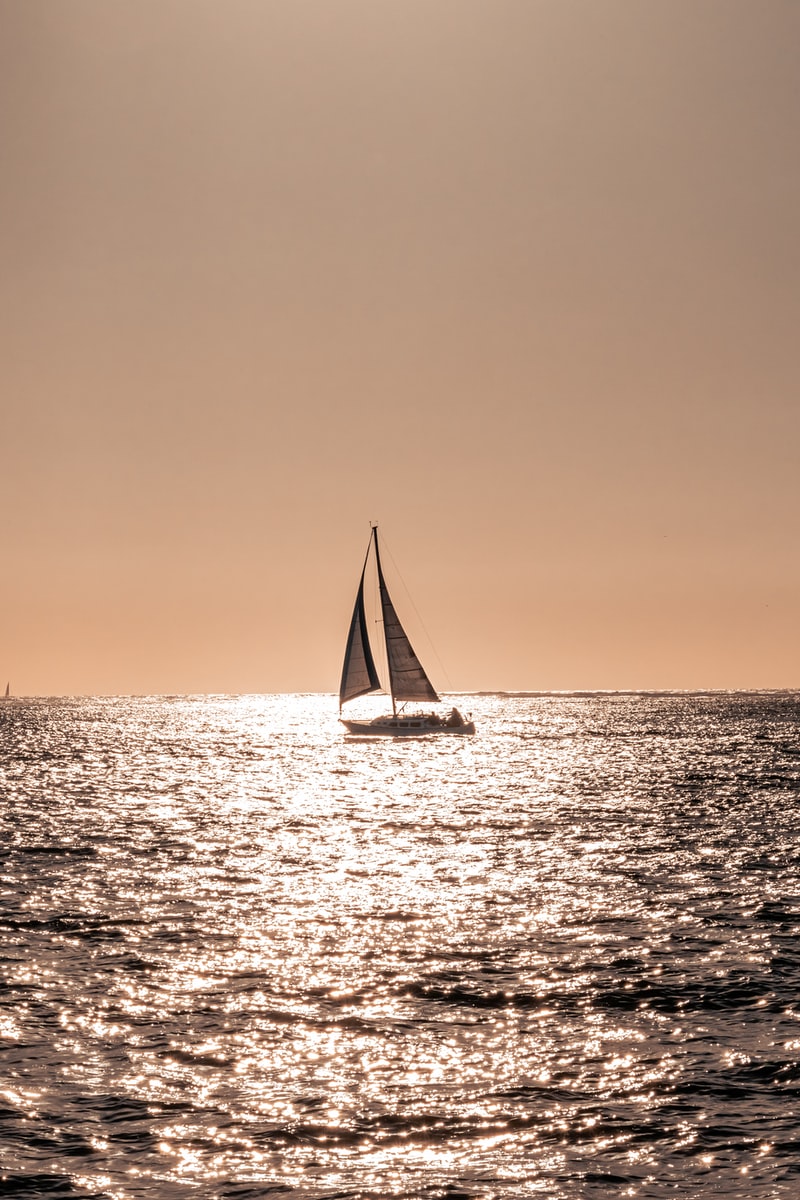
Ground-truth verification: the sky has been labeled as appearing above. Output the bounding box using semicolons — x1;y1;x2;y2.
1;0;798;695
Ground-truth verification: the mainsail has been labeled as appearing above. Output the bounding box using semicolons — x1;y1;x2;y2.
339;551;381;707
373;531;439;704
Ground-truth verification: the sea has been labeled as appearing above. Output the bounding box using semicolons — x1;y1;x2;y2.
1;691;799;1199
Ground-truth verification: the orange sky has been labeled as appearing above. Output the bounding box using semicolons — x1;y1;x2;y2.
2;0;798;695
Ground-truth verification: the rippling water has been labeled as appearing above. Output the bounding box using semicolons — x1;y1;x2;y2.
1;692;799;1198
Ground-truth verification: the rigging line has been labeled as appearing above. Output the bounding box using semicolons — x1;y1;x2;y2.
379;530;454;694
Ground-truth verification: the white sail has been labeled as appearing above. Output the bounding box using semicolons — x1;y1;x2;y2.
339;557;381;706
373;532;440;704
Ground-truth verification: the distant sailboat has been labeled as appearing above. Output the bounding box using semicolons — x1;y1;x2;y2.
339;526;475;735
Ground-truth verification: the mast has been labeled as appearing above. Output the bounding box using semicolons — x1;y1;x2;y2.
371;525;395;715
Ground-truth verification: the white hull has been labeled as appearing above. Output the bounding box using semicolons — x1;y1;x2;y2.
341;712;475;736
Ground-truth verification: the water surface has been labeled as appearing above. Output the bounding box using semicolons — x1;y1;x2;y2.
1;692;799;1197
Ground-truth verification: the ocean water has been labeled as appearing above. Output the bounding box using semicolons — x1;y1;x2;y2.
1;692;799;1199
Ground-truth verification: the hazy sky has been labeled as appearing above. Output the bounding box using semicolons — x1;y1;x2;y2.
2;0;798;695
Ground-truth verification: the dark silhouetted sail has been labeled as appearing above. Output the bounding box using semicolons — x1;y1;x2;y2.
339;559;381;707
373;531;440;704
338;527;475;735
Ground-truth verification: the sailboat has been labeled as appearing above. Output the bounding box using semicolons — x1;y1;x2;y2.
339;526;475;735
